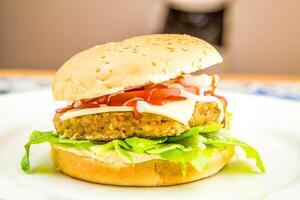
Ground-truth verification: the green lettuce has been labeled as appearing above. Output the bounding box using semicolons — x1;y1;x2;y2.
21;124;265;175
202;132;266;173
90;140;135;163
21;131;99;173
125;137;167;153
92;136;201;175
167;123;222;142
160;148;200;175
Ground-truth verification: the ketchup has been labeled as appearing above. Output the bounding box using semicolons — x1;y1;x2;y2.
56;75;227;122
211;75;216;95
55;83;187;117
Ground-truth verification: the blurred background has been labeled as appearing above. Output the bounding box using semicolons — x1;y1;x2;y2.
0;0;300;100
1;0;300;74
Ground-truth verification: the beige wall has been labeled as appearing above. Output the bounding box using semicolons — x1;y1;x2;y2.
224;0;300;74
0;0;167;69
1;0;300;74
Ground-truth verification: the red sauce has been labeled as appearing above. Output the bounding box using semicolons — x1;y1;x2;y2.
124;100;142;118
211;75;216;95
55;83;187;117
55;105;73;114
56;75;227;122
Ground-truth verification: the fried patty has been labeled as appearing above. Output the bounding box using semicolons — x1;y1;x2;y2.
54;101;222;141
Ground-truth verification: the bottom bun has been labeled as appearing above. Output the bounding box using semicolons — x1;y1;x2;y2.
51;145;234;186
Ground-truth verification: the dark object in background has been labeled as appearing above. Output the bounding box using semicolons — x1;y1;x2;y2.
163;7;224;46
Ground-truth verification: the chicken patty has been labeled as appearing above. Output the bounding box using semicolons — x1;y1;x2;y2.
54;101;222;141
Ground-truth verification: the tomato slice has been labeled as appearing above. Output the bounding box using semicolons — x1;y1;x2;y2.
126;86;145;91
108;90;145;106
80;98;97;105
143;83;166;90
96;95;108;104
171;76;183;83
148;88;180;101
150;96;186;105
55;105;73;114
79;103;99;109
167;96;187;101
56;81;192;116
184;86;199;95
148;99;165;105
144;84;167;101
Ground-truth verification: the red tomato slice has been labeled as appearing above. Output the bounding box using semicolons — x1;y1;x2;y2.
59;82;192;117
184;86;199;95
79;103;99;109
150;96;186;105
96;95;109;104
144;84;167;101
171;76;183;83
108;90;145;106
149;88;180;101
167;96;187;101
80;98;97;105
126;86;145;91
148;99;165;105
55;106;73;114
143;83;167;90
80;96;108;107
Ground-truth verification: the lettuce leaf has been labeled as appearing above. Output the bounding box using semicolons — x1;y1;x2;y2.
21;125;265;175
146;144;192;154
159;148;200;175
122;136;201;174
203;132;266;173
112;140;134;163
125;137;167;153
21;131;99;173
167;123;222;143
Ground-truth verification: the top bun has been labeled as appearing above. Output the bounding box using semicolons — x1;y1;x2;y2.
52;34;223;101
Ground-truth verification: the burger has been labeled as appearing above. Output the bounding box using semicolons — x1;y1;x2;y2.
21;34;265;186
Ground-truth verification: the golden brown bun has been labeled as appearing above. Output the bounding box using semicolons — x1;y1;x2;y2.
52;34;223;101
51;145;234;186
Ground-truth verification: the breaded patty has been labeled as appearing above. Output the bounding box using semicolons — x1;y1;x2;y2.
54;102;221;141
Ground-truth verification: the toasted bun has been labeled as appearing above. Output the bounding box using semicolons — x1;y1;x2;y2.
52;34;223;101
51;145;234;186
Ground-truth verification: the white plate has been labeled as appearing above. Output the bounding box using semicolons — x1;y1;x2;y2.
0;89;300;200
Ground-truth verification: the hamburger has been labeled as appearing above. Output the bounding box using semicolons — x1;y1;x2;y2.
21;34;265;186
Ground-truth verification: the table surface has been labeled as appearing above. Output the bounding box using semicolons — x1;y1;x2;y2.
0;69;300;101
